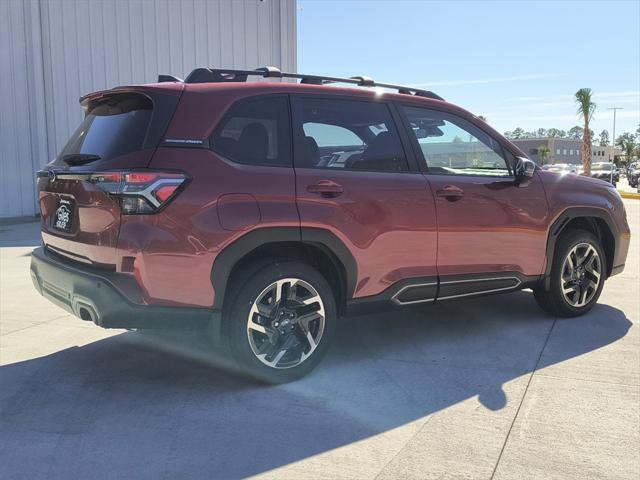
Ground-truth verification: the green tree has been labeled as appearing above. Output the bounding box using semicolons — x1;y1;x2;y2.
567;126;583;140
537;145;551;165
598;129;610;146
616;132;637;163
575;88;596;175
512;127;525;139
537;128;547;138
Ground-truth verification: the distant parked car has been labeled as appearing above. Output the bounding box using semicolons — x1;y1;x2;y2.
625;162;637;177
543;163;578;174
590;162;618;186
628;164;640;188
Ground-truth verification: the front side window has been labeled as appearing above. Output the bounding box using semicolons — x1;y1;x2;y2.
402;106;511;177
294;97;408;172
211;96;291;166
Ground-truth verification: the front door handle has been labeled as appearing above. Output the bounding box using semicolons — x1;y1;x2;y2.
436;184;464;200
307;180;344;198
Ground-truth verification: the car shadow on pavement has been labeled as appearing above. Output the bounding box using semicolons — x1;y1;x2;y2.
0;291;631;479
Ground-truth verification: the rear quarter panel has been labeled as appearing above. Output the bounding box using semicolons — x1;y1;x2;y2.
117;148;298;307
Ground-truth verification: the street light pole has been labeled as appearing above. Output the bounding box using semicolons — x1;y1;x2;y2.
608;107;623;184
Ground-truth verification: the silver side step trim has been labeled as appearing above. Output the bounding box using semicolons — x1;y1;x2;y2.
437;276;522;301
391;276;522;305
391;282;437;306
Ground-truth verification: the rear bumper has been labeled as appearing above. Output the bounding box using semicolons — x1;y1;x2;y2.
30;247;216;329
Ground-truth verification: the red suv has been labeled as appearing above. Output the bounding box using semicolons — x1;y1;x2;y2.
31;67;630;382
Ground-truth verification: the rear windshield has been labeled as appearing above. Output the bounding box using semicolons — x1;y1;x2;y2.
58;93;153;162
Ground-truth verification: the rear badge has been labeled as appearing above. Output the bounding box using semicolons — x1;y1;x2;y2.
54;198;74;232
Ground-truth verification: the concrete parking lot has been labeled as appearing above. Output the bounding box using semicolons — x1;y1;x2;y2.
1;201;638;480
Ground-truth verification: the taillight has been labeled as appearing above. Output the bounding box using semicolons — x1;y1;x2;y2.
88;171;187;214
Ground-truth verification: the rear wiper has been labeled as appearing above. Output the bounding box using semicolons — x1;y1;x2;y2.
62;153;101;166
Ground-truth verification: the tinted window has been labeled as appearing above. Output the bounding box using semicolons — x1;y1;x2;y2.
212;96;291;166
59;93;153;161
403;106;511;177
294;98;408;172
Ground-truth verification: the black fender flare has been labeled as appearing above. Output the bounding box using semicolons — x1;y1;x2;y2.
543;206;618;288
210;227;357;309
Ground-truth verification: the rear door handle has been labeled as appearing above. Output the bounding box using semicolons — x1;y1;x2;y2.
306;180;344;198
436;185;464;200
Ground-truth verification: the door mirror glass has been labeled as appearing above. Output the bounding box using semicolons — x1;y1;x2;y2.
514;157;536;180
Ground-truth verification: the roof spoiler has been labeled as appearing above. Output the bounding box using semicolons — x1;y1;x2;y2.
158;74;184;83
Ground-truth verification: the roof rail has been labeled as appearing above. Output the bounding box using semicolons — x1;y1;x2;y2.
173;66;444;100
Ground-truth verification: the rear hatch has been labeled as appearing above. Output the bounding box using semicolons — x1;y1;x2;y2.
38;87;182;267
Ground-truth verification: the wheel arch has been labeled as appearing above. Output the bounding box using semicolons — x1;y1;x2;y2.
210;227;357;314
544;207;618;288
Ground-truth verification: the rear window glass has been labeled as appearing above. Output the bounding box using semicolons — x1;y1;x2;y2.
211;96;291;167
293;97;408;172
59;93;153;162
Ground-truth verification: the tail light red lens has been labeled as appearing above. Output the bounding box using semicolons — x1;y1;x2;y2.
88;171;187;214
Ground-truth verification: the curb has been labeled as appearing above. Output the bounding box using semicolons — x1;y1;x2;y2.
619;191;640;199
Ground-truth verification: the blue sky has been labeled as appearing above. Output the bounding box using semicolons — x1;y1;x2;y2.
297;0;640;138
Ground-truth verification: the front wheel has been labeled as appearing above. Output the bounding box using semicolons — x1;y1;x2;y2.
534;229;606;317
223;261;336;383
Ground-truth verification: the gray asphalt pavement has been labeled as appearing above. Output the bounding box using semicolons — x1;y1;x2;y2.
1;201;638;480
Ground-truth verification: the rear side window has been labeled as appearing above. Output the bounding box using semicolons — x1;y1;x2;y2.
293;97;408;172
211;96;291;167
59;93;153;162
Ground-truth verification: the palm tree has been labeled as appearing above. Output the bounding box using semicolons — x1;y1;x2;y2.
537;145;551;165
575;88;596;175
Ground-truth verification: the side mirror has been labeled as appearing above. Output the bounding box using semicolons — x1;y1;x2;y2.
514;157;536;182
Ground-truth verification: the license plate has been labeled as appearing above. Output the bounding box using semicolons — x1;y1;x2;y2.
53;198;74;232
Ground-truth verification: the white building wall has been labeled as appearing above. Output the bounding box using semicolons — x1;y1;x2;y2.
0;0;297;218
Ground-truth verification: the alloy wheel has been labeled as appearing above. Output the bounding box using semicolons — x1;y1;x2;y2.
560;242;602;308
246;278;325;369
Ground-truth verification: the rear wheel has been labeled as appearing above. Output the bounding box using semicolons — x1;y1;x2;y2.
223;261;336;383
534;229;606;317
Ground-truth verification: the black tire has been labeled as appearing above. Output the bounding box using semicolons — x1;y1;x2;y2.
222;260;336;383
534;229;606;317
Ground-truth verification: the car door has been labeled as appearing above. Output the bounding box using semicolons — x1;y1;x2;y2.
292;95;438;304
400;105;549;299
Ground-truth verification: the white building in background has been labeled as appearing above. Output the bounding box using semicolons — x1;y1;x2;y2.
0;0;297;219
511;138;623;166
